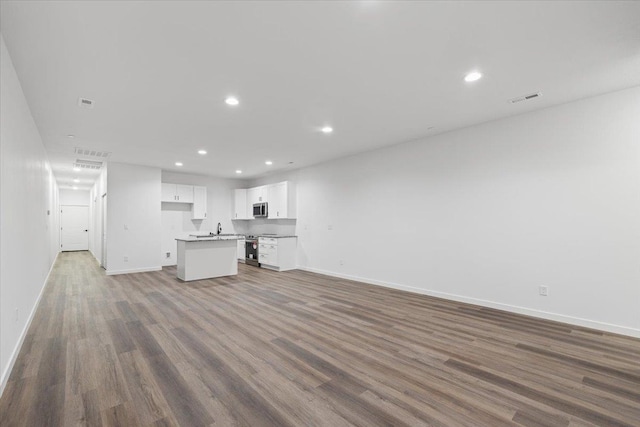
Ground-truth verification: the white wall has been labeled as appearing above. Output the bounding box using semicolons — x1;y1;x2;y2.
0;35;60;392
252;87;640;337
59;189;89;206
106;162;161;274
160;171;243;266
88;168;107;264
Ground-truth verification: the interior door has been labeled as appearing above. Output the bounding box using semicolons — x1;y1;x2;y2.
61;205;89;251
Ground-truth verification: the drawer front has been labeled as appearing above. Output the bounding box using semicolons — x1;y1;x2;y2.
259;246;278;265
259;237;277;245
260;244;277;256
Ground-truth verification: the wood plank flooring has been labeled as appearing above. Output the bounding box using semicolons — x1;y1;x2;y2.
1;251;639;426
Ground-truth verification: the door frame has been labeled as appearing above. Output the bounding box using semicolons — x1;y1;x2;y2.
101;193;107;269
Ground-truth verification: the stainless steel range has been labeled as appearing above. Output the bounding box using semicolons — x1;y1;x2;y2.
245;236;259;267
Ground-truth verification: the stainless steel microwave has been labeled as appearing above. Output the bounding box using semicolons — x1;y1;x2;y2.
253;202;268;218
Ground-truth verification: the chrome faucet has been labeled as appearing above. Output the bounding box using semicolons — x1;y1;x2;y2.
217;222;222;235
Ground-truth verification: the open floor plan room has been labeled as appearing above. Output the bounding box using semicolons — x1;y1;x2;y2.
1;252;638;426
2;1;640;426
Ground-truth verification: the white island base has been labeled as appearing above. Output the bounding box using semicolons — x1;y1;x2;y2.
176;238;238;281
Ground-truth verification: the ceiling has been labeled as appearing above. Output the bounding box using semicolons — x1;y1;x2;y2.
1;1;639;190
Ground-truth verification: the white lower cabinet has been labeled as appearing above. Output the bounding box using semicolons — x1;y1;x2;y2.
258;237;296;271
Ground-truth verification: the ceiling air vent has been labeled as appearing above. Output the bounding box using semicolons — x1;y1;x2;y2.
74;147;111;158
509;92;542;104
78;97;95;109
73;159;103;170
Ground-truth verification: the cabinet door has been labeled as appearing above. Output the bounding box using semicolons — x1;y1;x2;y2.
237;239;245;260
268;182;288;218
247;186;266;205
176;184;194;203
192;186;207;219
161;183;177;202
233;189;248;219
247;187;258;207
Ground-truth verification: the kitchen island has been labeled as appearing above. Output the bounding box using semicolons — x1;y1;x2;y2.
175;236;241;281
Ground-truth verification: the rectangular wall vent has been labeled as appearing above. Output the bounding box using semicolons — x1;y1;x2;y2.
78;97;95;109
509;92;542;104
73;159;103;170
74;147;111;158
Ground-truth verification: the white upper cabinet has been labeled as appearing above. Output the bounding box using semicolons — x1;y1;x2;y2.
247;185;266;206
234;181;296;220
176;184;194;203
232;189;249;220
192;186;207;219
161;183;178;202
162;183;194;203
268;181;293;218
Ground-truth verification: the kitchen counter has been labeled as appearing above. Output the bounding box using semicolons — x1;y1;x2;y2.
175;237;238;281
177;235;242;242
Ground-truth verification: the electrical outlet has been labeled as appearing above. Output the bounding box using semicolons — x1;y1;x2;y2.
124;256;129;262
166;252;171;258
328;224;333;230
539;286;548;296
124;224;129;230
339;260;344;266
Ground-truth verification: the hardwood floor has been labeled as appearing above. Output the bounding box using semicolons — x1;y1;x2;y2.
1;251;639;426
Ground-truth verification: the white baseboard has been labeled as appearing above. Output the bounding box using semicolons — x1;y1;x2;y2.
0;252;60;398
298;265;640;339
106;266;162;275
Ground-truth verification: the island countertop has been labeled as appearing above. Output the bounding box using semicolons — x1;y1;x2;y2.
176;237;238;281
176;236;242;242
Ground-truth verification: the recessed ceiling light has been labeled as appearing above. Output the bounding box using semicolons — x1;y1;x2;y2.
67;134;75;138
72;186;78;190
198;149;207;155
73;178;80;183
175;162;183;167
225;96;239;106
464;71;483;82
321;126;333;134
265;160;273;165
73;167;81;172
235;170;242;174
